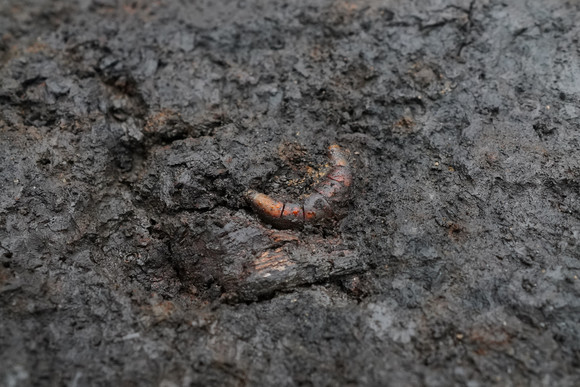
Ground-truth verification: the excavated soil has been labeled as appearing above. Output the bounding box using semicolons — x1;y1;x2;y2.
1;0;579;386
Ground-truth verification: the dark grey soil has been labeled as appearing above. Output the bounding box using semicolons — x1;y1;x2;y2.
1;0;580;386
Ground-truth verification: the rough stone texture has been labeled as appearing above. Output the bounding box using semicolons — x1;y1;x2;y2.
1;0;580;386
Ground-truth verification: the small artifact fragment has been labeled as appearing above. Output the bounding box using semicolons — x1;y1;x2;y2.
245;144;352;229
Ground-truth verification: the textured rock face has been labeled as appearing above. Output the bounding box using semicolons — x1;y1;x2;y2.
1;0;580;386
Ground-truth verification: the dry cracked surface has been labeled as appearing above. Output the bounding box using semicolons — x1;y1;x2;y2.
1;0;580;386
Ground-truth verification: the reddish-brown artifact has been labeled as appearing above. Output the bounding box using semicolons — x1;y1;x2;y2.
245;144;352;229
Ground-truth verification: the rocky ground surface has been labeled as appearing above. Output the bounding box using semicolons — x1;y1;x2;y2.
1;0;580;386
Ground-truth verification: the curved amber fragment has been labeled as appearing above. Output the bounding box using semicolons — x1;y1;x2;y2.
326;165;352;187
303;193;333;222
281;202;304;223
313;178;343;199
245;144;352;229
245;190;284;219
